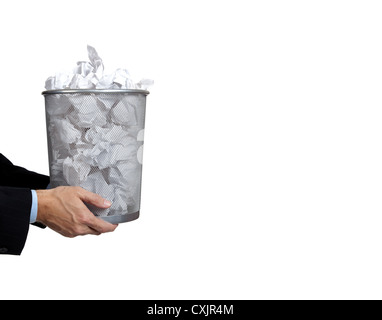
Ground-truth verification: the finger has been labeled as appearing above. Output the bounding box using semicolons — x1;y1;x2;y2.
76;187;112;209
82;212;118;234
83;225;102;236
74;224;102;236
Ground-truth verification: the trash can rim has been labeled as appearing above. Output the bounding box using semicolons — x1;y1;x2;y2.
42;89;150;95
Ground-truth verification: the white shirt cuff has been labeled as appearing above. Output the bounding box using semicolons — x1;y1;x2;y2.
30;190;38;223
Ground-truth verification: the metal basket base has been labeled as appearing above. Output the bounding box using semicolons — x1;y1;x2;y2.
99;211;140;224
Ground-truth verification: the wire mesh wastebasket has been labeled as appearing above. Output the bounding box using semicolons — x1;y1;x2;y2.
42;89;149;224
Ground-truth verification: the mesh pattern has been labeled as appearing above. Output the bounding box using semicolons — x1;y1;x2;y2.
44;92;146;218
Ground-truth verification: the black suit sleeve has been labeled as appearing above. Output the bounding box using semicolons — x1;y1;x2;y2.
0;187;32;255
0;153;50;189
0;154;50;255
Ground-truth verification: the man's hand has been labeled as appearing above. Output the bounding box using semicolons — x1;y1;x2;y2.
36;186;118;237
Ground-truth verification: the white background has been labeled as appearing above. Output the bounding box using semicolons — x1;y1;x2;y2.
1;0;382;300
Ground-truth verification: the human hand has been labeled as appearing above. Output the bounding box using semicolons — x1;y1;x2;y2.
36;186;118;237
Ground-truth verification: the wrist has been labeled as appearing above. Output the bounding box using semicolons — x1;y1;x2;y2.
36;189;52;224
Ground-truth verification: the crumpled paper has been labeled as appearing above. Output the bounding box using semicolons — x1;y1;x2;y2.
45;45;154;91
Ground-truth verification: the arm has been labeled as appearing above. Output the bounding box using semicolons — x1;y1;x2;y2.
0;186;117;255
0;154;117;255
0;154;49;255
0;153;48;230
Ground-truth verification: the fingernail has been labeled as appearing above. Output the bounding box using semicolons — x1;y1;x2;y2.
104;200;112;207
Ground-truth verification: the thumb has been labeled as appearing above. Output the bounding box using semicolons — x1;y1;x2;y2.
77;187;112;209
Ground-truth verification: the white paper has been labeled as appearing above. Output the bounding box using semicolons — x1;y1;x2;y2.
110;100;137;126
63;156;91;186
45;45;153;90
52;119;80;144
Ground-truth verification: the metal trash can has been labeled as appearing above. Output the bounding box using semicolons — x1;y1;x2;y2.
42;89;149;224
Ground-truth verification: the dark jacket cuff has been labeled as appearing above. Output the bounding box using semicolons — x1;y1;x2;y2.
0;187;32;255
